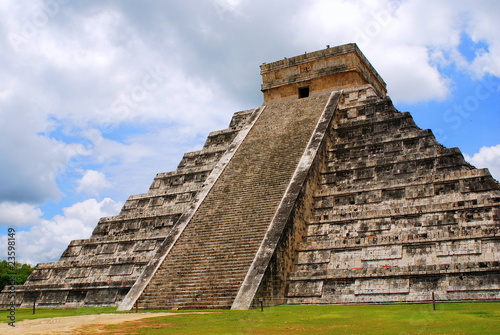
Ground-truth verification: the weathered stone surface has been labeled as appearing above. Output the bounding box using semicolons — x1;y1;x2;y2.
260;43;386;103
2;43;498;309
285;85;500;305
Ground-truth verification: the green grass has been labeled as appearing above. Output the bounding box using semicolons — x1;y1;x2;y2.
2;303;499;334
129;303;500;335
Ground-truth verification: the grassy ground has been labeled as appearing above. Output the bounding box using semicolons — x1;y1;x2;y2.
2;303;499;334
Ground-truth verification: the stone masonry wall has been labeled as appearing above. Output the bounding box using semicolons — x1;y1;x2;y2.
286;86;500;304
2;44;498;310
260;44;386;103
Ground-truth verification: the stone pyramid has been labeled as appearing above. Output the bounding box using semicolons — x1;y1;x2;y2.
2;44;499;310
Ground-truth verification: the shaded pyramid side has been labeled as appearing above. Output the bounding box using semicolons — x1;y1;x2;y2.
0;109;256;308
286;86;500;304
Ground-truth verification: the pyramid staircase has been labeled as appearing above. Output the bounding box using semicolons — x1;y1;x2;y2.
120;91;341;309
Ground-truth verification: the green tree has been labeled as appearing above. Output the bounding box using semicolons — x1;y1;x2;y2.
0;260;34;291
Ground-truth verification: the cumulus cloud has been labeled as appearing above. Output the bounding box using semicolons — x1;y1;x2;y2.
0;121;86;204
0;198;122;265
464;144;500;181
0;0;239;205
292;0;500;103
368;45;450;103
76;170;110;197
291;0;454;103
462;1;500;78
0;202;42;227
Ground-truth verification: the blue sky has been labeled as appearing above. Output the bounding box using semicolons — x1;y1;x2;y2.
0;0;499;264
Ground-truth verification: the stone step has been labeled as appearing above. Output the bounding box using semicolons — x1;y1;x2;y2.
328;129;433;151
324;148;468;173
155;266;251;276
177;158;223;169
298;228;499;251
316;168;494;196
311;201;499;224
139;301;233;310
313;192;499;212
141;289;239;298
288;261;500;281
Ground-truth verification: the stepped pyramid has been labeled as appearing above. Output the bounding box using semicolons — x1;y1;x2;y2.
3;43;499;309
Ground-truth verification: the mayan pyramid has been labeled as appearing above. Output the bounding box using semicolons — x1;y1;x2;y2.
2;43;499;310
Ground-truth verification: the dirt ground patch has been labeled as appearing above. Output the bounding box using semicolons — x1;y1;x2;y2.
2;312;213;335
72;318;178;335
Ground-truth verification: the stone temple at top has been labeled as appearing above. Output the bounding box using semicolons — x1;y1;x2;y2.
2;43;499;310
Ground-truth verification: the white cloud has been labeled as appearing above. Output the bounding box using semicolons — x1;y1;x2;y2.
290;0;452;103
290;0;500;103
0;0;237;208
0;198;122;265
464;144;500;181
0;202;42;227
0;122;85;204
388;0;461;49
462;1;500;78
76;170;110;197
369;45;450;103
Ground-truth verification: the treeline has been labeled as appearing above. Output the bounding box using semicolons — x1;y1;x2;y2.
0;260;34;290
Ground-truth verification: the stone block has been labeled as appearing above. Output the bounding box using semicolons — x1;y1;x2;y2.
288;281;324;297
355;278;410;295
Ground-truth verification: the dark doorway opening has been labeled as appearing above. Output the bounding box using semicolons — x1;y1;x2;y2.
298;86;310;98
